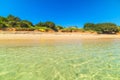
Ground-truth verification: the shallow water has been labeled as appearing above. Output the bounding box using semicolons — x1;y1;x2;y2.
0;39;120;80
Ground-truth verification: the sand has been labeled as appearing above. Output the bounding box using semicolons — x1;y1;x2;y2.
0;32;120;40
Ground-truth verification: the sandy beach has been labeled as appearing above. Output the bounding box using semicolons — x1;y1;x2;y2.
0;31;120;40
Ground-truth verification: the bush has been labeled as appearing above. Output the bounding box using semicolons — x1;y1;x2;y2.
16;28;35;31
84;23;119;34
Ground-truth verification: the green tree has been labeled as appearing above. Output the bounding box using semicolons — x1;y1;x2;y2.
7;15;21;22
0;16;8;23
95;23;118;34
5;15;21;28
0;22;7;29
21;20;33;27
7;21;17;28
45;21;58;32
84;23;95;30
36;22;46;27
45;21;55;28
18;22;29;28
84;23;119;34
56;25;64;30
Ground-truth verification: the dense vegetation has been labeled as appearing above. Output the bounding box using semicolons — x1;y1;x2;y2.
0;15;58;32
0;15;120;34
84;23;119;34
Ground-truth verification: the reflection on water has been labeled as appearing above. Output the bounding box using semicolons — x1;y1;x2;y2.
0;39;120;80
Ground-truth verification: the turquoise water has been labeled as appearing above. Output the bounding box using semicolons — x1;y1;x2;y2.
0;39;120;80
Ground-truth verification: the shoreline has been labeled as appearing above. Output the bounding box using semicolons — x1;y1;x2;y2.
0;32;120;40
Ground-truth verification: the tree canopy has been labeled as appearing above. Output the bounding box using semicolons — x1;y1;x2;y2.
84;23;119;34
0;14;120;34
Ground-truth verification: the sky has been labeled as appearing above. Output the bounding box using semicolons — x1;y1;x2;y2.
0;0;120;27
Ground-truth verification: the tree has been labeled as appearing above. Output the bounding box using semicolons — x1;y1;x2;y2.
84;23;119;34
7;21;17;28
18;22;29;28
45;21;58;32
36;22;46;27
0;22;7;29
45;21;55;28
0;16;8;23
5;15;21;28
95;23;118;34
56;25;64;30
21;20;33;27
84;23;95;30
7;15;21;22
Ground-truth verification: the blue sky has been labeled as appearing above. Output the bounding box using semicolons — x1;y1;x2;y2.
0;0;120;27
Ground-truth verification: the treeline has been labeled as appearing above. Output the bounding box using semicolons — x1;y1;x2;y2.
0;15;120;34
84;23;119;34
0;15;76;32
0;15;59;32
